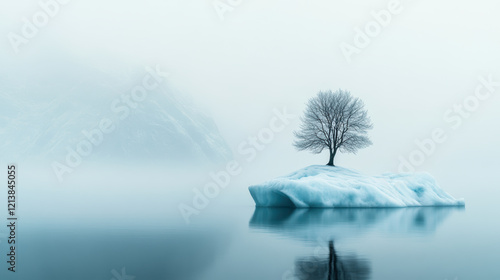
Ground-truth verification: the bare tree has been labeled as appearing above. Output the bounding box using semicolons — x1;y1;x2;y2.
294;90;373;166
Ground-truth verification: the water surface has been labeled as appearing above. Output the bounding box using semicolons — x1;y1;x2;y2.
3;200;499;280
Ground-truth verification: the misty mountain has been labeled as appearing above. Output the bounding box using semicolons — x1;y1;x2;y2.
0;62;232;164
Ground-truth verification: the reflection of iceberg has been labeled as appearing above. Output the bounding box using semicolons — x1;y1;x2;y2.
249;207;463;242
250;207;463;280
249;166;465;207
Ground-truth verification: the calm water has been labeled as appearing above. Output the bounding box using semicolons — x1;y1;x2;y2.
1;198;499;280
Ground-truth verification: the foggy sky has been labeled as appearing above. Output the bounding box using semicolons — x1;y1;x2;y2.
1;0;499;201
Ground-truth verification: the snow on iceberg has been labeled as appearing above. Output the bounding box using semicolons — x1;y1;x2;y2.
248;165;465;208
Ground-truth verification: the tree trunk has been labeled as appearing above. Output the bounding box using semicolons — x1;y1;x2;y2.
327;149;336;166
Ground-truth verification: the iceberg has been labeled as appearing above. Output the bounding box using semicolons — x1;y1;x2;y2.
248;165;465;208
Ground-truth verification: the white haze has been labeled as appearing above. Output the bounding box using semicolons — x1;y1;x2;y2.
0;0;499;210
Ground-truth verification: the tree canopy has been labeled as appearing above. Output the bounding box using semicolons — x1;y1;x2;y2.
294;90;373;166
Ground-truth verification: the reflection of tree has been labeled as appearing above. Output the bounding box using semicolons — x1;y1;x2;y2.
249;207;461;280
295;241;370;280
